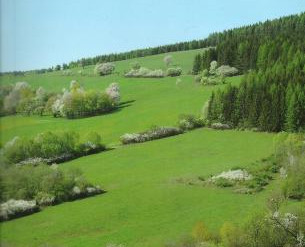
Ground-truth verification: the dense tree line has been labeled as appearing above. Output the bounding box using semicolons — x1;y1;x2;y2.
193;12;305;74
205;13;305;132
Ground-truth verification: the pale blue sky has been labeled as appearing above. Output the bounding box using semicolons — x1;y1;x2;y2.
1;0;304;72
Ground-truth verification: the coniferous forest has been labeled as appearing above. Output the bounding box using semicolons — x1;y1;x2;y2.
194;13;305;132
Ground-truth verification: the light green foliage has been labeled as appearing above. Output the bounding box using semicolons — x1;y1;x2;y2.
1;131;105;165
178;114;205;131
166;67;182;77
94;62;115;76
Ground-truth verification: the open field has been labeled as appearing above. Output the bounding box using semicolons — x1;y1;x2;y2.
1;48;302;247
0;73;241;145
1;128;275;247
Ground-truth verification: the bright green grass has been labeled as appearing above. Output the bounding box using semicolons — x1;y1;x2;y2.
0;128;275;247
0;75;242;145
0;48;207;89
0;50;282;247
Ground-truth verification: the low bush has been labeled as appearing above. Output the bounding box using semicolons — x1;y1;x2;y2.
0;82;55;116
282;159;305;200
203;75;226;85
0;199;39;221
215;65;239;77
0;164;103;221
120;126;183;144
274;133;305;200
94;62;115;76
125;67;165;78
52;81;118;119
210;123;231;130
166;67;182;77
215;178;234;187
178;114;205;131
1;131;105;165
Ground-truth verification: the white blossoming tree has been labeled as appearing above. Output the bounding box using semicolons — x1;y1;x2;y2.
163;55;173;67
94;62;115;76
105;83;120;105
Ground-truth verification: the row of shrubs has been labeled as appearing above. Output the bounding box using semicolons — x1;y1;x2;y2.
1;131;105;165
0;81;120;119
0;164;103;221
120;115;234;145
120;114;207;145
52;82;120;118
124;67;182;78
120;126;183;144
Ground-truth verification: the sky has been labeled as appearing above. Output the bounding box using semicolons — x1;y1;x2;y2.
0;0;304;72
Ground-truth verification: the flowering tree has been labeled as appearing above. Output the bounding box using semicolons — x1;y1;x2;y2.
105;83;120;105
94;63;115;76
209;61;218;75
163;55;173;67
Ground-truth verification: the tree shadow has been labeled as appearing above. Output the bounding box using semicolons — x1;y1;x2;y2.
117;99;136;109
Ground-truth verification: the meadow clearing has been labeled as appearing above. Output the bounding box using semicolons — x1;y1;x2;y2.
0;49;302;247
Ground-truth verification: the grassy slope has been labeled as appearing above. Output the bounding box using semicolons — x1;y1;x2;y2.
1;129;275;247
0;49;282;247
0;75;241;145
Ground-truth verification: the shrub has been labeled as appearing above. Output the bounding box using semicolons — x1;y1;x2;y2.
0;199;39;221
51;81;117;118
130;61;141;70
283;159;305;199
78;132;106;155
274;133;305;199
125;67;165;78
209;61;218;75
216;65;239;77
166;67;182;77
3;82;32;114
220;222;246;247
211;123;231;130
178;114;205;131
94;62;115;76
201;76;225;85
120;126;183;144
0;164;103;220
215;178;235;187
35;192;55;206
1;131;105;165
163;55;173;66
105;83;120;105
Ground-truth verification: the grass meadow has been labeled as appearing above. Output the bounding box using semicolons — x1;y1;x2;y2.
0;49;285;247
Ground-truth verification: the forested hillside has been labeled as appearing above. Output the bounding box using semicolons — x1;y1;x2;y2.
194;13;305;132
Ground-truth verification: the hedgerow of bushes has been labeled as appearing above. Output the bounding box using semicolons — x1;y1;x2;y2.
0;164;103;221
120;126;183;144
124;67;165;78
1;131;105;165
0;81;120;119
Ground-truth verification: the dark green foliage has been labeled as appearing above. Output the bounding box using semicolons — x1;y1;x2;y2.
205;13;305;132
